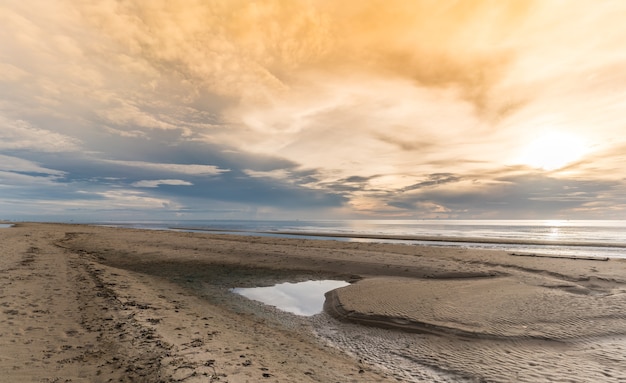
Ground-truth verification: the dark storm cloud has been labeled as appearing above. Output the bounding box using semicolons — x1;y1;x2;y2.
387;173;622;218
400;174;461;192
2;135;346;213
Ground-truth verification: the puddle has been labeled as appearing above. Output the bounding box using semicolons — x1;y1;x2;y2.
0;224;13;228
231;280;349;316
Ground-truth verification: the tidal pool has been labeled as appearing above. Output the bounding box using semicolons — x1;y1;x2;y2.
231;280;349;316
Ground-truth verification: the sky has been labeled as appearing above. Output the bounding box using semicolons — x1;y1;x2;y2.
1;0;626;222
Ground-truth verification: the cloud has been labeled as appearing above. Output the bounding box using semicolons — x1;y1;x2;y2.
243;169;291;181
0;62;28;82
400;174;462;193
0;116;81;152
69;0;525;112
327;1;532;114
2;0;626;220
104;126;148;138
0;170;63;188
74;0;328;100
383;173;623;219
101;160;229;176
97;102;179;131
95;189;178;209
132;179;193;188
0;154;66;177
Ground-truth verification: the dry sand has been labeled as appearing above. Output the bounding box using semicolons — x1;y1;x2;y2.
1;223;625;382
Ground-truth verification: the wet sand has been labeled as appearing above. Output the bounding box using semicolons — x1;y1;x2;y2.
1;223;625;382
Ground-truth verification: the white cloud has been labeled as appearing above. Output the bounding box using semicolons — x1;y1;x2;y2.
0;170;63;187
234;75;491;187
0;154;65;176
96;189;179;210
97;102;178;131
102;160;229;176
132;179;193;188
103;126;148;138
0;189;181;217
243;169;291;180
0;116;81;152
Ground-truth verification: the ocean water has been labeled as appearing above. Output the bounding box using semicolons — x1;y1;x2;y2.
98;219;626;259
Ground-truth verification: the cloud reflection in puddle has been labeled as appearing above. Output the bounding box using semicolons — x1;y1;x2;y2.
232;280;349;316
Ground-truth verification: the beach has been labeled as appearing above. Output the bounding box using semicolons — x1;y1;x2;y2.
1;223;625;382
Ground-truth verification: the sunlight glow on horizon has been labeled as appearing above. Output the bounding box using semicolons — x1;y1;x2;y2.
514;131;591;171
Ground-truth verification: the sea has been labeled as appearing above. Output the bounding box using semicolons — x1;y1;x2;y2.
96;219;626;260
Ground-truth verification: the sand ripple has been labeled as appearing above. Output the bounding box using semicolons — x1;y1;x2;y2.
320;275;626;382
325;276;626;340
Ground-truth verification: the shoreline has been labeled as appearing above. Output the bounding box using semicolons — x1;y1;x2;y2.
1;223;625;382
169;226;626;248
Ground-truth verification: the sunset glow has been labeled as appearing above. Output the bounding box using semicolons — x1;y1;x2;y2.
516;131;590;171
1;1;626;220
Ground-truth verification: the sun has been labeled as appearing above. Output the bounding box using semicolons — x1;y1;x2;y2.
516;131;589;171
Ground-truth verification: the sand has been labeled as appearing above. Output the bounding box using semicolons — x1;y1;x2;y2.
1;223;625;382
